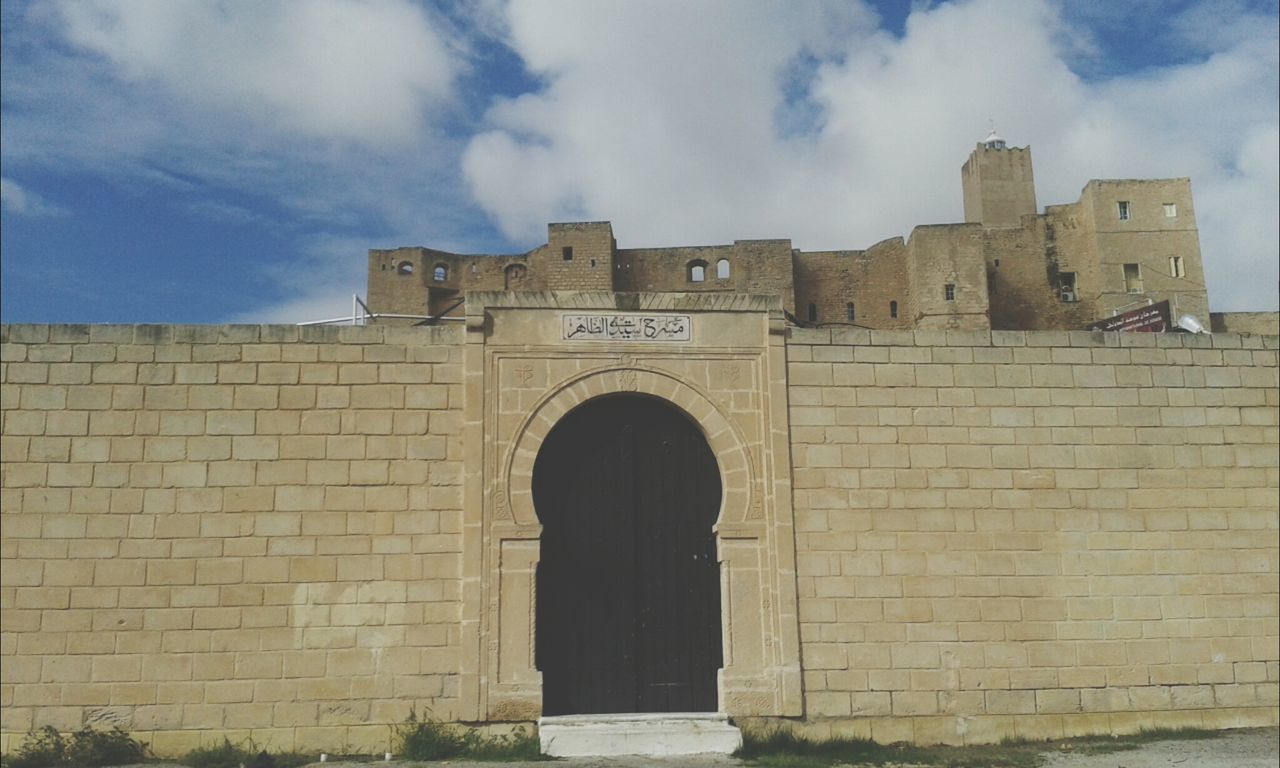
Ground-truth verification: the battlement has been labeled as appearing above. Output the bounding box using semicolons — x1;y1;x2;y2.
366;141;1211;333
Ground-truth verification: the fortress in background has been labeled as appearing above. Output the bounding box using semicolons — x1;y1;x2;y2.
2;134;1276;758
368;133;1276;334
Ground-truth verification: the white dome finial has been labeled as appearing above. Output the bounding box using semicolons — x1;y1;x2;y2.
983;119;1006;149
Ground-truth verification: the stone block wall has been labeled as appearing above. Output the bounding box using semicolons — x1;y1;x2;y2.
1079;179;1208;322
0;324;465;755
611;245;737;293
793;238;911;331
906;227;990;330
984;214;1097;332
962;144;1037;228
537;222;615;291
367;247;434;319
1212;313;1280;336
787;328;1279;743
367;248;532;321
2;319;1277;753
613;240;797;316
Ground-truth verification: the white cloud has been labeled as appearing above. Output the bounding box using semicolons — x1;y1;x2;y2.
463;0;1279;310
53;0;458;148
3;0;482;239
464;0;878;244
2;0;501;324
3;0;1274;323
225;235;369;324
0;177;68;217
228;287;364;325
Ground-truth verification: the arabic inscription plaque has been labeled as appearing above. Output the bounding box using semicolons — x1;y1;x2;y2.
562;314;692;342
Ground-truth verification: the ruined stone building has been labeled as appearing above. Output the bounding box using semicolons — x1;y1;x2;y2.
368;133;1218;334
1;138;1276;758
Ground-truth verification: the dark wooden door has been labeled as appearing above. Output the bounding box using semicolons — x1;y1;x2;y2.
534;395;723;715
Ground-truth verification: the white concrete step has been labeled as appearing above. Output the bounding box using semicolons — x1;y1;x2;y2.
538;712;743;757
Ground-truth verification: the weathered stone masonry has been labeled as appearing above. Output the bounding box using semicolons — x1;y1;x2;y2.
366;138;1239;335
1;324;467;755
785;327;1278;744
1;319;1277;754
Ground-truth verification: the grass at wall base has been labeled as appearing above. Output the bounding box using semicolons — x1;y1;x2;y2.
1;715;543;766
2;726;148;768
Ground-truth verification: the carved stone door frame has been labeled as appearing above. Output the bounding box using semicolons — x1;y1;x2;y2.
457;292;802;722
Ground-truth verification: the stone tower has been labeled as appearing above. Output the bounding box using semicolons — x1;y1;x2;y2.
961;130;1037;227
536;221;616;291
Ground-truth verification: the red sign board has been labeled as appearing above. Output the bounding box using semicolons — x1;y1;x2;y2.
1087;300;1171;333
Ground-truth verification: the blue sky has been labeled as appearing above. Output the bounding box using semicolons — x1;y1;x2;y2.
2;0;1277;324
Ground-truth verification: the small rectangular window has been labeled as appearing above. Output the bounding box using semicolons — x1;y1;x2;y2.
1169;256;1185;278
562;246;573;261
1059;272;1076;302
1123;263;1143;293
1163;203;1177;218
889;300;898;319
944;283;955;301
1117;201;1130;220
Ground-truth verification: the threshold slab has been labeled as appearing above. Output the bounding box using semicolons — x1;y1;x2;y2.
538;712;743;757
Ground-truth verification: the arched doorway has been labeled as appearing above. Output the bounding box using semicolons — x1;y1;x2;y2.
533;394;723;716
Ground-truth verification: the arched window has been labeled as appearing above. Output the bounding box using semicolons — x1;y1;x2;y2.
808;302;817;323
397;261;414;275
889;300;898;319
433;264;448;281
716;259;730;279
846;302;855;322
688;260;707;283
504;263;528;289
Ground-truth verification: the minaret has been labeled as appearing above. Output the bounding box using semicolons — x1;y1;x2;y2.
961;127;1037;227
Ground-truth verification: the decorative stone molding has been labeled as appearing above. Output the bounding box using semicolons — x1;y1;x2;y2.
459;293;802;721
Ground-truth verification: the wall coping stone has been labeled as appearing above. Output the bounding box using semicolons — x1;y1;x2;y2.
1;322;1274;350
0;323;462;346
784;327;1277;349
465;291;784;313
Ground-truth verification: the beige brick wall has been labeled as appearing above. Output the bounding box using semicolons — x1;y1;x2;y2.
539;221;615;291
962;143;1037;228
984;209;1100;332
906;226;990;331
1080;179;1208;323
367;248;534;321
3;320;1277;752
793;238;912;331
1213;313;1280;336
0;324;465;753
365;181;1209;336
788;327;1279;743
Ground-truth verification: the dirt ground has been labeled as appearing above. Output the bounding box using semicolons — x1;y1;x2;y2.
132;726;1279;768
1037;726;1278;768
